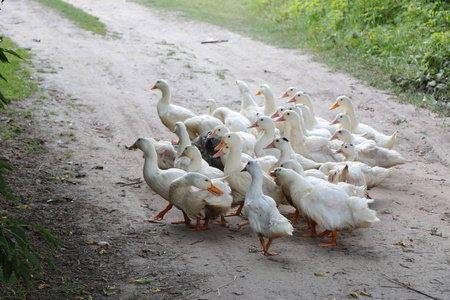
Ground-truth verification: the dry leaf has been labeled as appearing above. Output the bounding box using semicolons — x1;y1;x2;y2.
360;290;373;297
87;241;98;245
348;291;359;298
314;273;328;277
128;279;156;284
37;284;50;289
98;249;105;255
152;288;161;293
393;241;406;247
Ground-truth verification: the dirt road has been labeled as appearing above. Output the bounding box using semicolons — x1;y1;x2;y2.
1;0;449;299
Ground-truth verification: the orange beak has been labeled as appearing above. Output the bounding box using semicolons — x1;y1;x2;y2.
279;91;289;99
207;131;217;139
255;91;261;96
212;148;226;158
329;117;339;125
128;142;138;150
334;148;344;154
150;84;157;90
286;96;296;103
214;139;227;151
248;121;258;129
274;116;285;122
208;183;223;196
178;152;186;158
264;141;275;149
270;111;279;118
329;134;338;141
329;101;340;110
240;166;247;172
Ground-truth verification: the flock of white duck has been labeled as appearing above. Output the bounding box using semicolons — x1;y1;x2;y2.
129;79;411;256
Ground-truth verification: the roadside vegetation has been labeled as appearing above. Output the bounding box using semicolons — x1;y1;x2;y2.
31;0;108;35
0;38;61;296
134;0;449;115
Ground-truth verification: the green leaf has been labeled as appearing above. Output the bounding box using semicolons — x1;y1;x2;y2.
0;73;7;82
128;279;156;284
0;49;9;63
3;49;23;60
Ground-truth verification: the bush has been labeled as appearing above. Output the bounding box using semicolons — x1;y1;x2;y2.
256;0;450;103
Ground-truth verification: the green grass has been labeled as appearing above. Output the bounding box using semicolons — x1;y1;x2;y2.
32;0;108;35
133;0;449;114
0;38;37;102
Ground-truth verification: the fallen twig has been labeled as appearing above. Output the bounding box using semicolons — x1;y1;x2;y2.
214;275;237;298
383;276;442;300
201;39;228;44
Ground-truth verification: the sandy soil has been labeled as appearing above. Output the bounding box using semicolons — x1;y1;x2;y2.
1;0;449;299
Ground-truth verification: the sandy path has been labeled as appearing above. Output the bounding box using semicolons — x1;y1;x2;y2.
1;0;449;298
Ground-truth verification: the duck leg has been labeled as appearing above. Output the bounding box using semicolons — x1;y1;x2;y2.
201;218;210;230
317;230;338;247
296;216;312;230
317;230;333;237
224;203;244;217
259;237;278;256
184;217;202;231
212;216;227;225
237;221;249;227
290;210;299;225
299;219;317;237
172;211;191;225
144;204;173;222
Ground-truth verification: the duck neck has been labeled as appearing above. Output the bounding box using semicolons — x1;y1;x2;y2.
287;117;305;143
242;92;258;109
224;144;244;175
247;170;264;199
177;129;191;157
343;150;356;162
142;146;159;180
262;91;276;116
255;126;275;156
158;85;171;106
343;103;359;130
186;153;202;173
276;144;291;166
292;172;312;195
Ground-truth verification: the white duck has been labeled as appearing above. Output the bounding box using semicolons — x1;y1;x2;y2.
264;137;321;170
242;160;294;255
183;114;223;140
336;143;411;168
129;138;189;223
275;110;342;163
270;106;290;137
272;167;379;246
255;84;277;117
248;116;280;158
137;138;176;170
214;132;287;216
180;145;224;179
236;80;260;124
329;96;397;149
329;113;374;145
287;91;338;134
212;105;254;133
320;161;392;190
169;172;232;230
151;79;196;132
208;124;256;157
288;105;331;138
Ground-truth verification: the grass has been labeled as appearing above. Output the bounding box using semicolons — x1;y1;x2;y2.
31;0;108;35
133;0;449;115
0;39;37;102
